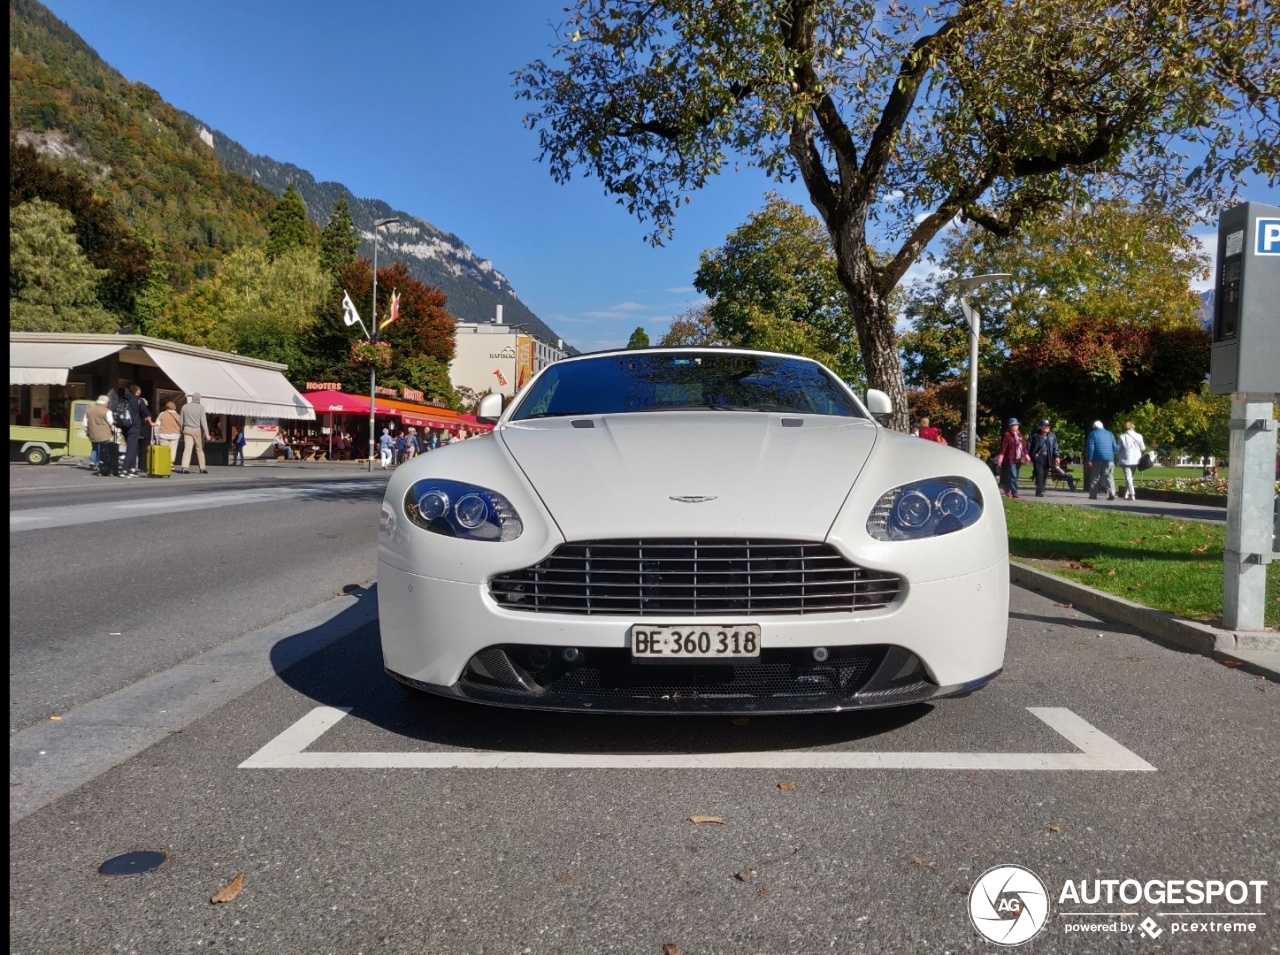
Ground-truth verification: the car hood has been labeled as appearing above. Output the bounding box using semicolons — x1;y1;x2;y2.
499;412;879;541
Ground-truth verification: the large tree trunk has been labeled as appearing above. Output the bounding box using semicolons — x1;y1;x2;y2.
830;229;910;431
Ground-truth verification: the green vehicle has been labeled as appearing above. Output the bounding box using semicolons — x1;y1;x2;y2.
10;398;94;465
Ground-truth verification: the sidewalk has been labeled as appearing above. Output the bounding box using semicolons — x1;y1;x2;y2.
10;456;390;492
1014;482;1225;523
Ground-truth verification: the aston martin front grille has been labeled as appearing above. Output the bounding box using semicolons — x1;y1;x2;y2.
489;539;902;615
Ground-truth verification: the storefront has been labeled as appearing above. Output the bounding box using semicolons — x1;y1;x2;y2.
296;385;493;461
10;333;315;463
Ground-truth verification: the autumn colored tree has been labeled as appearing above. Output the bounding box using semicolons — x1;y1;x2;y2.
659;303;729;347
516;0;1276;429
900;200;1208;386
307;258;456;400
266;183;315;261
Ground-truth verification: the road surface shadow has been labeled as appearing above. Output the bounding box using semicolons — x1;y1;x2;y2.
270;591;933;755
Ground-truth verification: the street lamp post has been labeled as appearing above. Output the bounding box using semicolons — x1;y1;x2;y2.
368;216;400;472
955;273;1012;458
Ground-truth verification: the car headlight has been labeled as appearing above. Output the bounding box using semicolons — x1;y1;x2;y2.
866;477;983;541
404;479;523;541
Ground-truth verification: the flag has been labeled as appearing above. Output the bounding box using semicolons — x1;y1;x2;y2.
493;367;508;387
341;290;362;328
379;290;401;332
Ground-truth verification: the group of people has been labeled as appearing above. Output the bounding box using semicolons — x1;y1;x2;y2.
376;426;461;469
82;387;215;477
990;418;1146;500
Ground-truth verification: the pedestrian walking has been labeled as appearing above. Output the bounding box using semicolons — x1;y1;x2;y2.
1085;420;1118;500
916;416;946;444
156;401;181;461
1117;421;1146;500
1027;419;1061;497
995;418;1029;498
117;384;150;477
379;428;394;469
84;395;120;477
955;424;970;453
179;393;212;473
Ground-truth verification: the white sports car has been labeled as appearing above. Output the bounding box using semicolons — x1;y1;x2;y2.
378;348;1008;714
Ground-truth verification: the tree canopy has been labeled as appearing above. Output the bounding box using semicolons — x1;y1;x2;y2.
319;195;360;279
517;0;1277;428
626;326;650;348
9;197;117;333
695;194;863;383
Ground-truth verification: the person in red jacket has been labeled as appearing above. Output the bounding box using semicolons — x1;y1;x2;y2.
996;418;1028;498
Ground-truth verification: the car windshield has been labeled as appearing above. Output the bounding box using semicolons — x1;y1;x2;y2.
510;352;864;420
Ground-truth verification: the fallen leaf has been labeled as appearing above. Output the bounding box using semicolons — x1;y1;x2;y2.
662;944;683;955
758;886;772;896
910;856;938;871
1107;569;1117;576
688;815;726;825
735;865;757;882
962;846;976;853
554;873;572;884
48;715;62;721
1046;821;1070;833
210;873;244;904
730;717;750;726
1219;659;1242;668
777;782;797;791
1053;602;1073;609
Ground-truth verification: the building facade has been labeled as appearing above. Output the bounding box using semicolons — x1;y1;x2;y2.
449;322;567;398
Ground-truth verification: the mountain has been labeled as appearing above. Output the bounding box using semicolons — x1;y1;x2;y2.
181;114;572;350
1199;289;1214;331
9;0;571;350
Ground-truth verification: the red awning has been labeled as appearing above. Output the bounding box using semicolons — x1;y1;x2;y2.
300;391;397;416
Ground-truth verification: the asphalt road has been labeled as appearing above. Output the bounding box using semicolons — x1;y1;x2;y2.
8;464;1278;954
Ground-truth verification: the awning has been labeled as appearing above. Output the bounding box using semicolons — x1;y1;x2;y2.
299;391;398;416
144;347;315;420
9;341;128;385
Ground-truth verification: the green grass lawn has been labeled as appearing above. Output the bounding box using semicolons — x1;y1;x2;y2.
1003;500;1278;628
1134;465;1226;484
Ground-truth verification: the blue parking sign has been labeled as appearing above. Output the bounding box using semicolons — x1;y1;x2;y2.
1257;217;1280;255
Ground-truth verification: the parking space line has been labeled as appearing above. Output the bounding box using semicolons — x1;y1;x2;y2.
238;706;1156;771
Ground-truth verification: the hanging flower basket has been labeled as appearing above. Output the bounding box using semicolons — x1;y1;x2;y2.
350;339;392;371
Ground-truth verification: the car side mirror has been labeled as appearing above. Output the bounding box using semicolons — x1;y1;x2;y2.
477;393;504;423
865;389;893;418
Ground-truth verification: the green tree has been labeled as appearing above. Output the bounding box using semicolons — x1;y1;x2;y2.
659;302;726;347
516;0;1276;429
149;246;329;367
9;197;116;332
626;326;650;349
9;139;152;320
900;200;1208;386
1127;386;1232;463
319;195;360;279
695;195;862;383
265;183;314;261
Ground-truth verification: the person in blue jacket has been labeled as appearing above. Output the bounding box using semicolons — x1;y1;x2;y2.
1085;420;1117;500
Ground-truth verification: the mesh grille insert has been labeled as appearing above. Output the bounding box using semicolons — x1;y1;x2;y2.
489;539;902;616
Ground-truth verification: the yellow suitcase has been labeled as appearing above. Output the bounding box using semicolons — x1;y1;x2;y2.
146;443;172;477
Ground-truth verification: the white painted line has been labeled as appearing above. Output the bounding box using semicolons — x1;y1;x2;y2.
239;706;1157;771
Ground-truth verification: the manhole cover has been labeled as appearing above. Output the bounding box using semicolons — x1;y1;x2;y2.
98;850;167;876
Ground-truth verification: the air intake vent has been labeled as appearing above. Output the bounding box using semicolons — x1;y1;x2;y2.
489;539;902;616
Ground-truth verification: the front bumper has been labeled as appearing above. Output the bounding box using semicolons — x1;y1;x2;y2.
377;557;1008;713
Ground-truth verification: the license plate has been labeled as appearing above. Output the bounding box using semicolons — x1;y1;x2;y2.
630;625;761;660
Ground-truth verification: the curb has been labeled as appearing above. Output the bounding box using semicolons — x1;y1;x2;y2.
1009;561;1280;681
1131;489;1227;508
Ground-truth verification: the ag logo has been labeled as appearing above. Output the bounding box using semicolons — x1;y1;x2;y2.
969;865;1050;945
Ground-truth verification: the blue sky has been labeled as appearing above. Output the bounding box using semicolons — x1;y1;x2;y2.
38;1;1276;351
